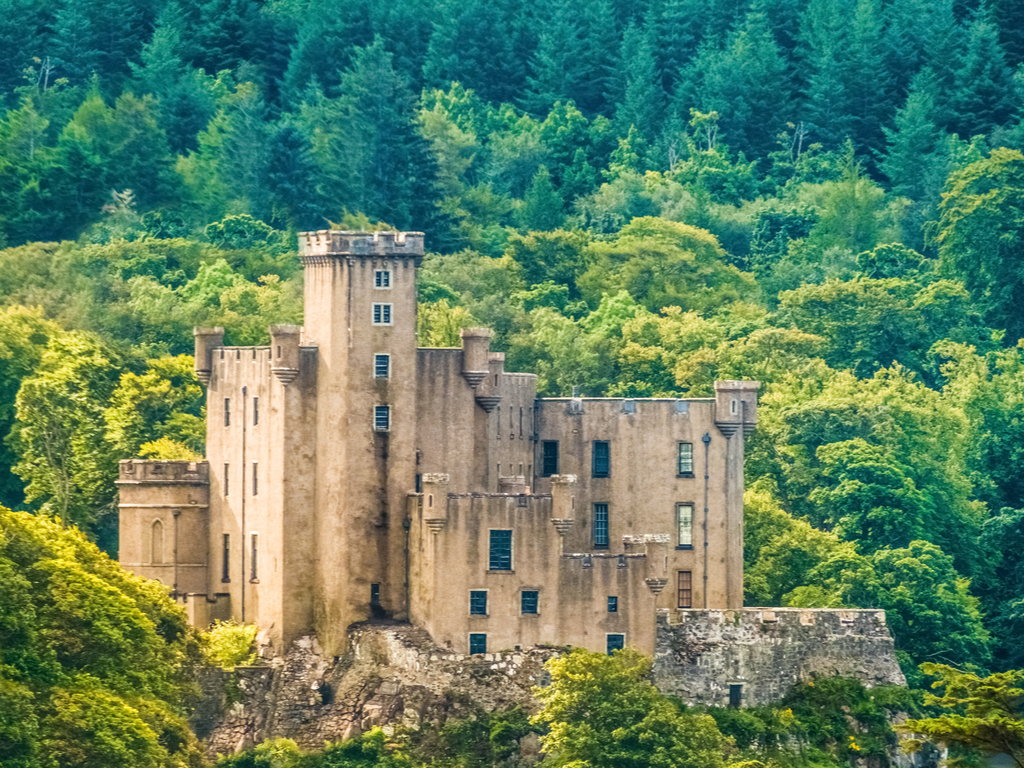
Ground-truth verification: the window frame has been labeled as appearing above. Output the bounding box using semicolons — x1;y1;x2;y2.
488;529;513;571
607;596;618;613
224;398;231;427
374;353;390;378
253;396;259;426
676;502;694;549
521;590;539;615
606;633;625;655
678;570;693;608
592;440;610;478
677;442;694;476
252;461;258;496
223;463;229;496
469;633;487;655
374;405;390;432
541;441;559;477
221;533;230;583
372;303;393;326
250;532;259;582
593;502;610;549
374;269;391;289
469;590;488;616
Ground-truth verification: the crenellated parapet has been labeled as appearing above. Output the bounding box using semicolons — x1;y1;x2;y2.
298;230;424;263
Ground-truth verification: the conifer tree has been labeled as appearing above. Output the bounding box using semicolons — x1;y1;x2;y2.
193;0;261;75
582;0;621;116
0;0;45;102
615;23;665;147
881;74;942;202
950;4;1015;139
281;7;372;107
653;0;702;94
845;0;894;160
921;0;967;132
799;0;855;148
263;123;326;230
523;0;593;116
516;165;565;231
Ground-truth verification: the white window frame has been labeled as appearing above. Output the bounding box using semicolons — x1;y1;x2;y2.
469;589;489;616
374;269;392;289
374;405;390;432
372;303;393;326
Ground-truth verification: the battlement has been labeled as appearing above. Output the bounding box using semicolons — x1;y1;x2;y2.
298;230;425;259
117;460;210;485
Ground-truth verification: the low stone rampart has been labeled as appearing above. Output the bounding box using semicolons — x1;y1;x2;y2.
653;608;906;707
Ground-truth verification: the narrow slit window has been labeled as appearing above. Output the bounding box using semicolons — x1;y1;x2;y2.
250;533;259;581
608;596;618;613
372;303;393;325
470;590;487;615
541;441;559;476
519;407;523;438
374;405;390;431
221;534;230;582
678;442;694;475
521;590;539;614
151;520;164;564
592;441;610;477
469;633;487;655
678;570;693;608
729;684;743;708
593;503;609;548
224;398;231;426
224;463;229;496
489;530;512;571
677;503;693;548
607;634;625;655
370;583;380;605
374;354;390;378
253;397;259;425
252;462;258;496
496;407;501;439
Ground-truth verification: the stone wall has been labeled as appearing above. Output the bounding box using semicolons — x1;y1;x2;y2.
193;621;556;758
194;610;906;758
652;608;906;707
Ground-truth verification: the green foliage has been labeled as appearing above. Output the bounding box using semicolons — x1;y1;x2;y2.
202;620;258;669
533;647;734;768
0;504;202;768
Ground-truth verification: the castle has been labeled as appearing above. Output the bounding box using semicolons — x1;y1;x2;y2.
117;230;759;659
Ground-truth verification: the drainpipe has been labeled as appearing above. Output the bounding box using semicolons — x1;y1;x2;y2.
702;431;711;609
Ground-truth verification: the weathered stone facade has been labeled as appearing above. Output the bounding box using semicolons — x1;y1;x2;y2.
118;230;761;658
193;613;906;758
653;608;906;707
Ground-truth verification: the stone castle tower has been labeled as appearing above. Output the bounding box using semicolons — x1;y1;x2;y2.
117;231;759;657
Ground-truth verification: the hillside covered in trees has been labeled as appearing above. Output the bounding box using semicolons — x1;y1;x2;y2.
2;0;1024;689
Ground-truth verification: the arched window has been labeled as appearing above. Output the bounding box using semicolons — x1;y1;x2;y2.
151;519;164;564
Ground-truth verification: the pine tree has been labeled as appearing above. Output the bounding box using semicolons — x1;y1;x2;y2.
844;0;894;159
281;7;371;107
921;0;966;132
881;74;941;201
561;147;598;202
516;165;565;231
50;0;149;88
193;0;261;75
581;0;621;116
615;23;666;147
0;0;45;103
131;2;189;97
654;0;702;93
263;124;326;230
950;4;1015;138
523;0;594;116
799;0;856;148
991;0;1024;67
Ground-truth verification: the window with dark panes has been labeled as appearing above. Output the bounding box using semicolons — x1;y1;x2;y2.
224;398;231;426
729;684;743;708
606;634;625;654
678;442;693;474
469;633;487;654
470;590;487;615
489;529;512;570
592;441;610;477
221;534;230;582
593;503;609;548
542;441;558;476
374;405;390;431
374;354;390;378
678;570;693;608
607;596;618;613
521;590;539;614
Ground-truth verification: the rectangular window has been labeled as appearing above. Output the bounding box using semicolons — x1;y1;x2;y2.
372;303;393;325
489;529;512;571
374;405;390;431
224;398;231;426
469;633;487;655
592;441;610;477
370;583;380;606
470;590;488;615
521;590;539;614
221;534;230;582
224;463;229;496
678;570;693;608
677;503;693;548
593;503;609;548
607;634;625;655
542;441;559;476
250;533;258;581
608;596;618;613
729;684;743;708
374;354;390;378
375;269;391;288
678;442;694;475
252;462;258;496
253;397;259;425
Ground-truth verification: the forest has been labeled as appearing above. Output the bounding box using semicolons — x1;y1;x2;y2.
2;0;1024;761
